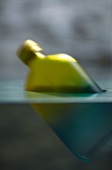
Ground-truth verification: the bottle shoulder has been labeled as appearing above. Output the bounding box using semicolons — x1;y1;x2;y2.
28;53;77;68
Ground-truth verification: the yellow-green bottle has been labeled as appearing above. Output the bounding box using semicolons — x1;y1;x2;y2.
17;39;102;93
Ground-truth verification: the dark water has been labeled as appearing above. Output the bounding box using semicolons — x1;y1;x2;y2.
0;81;112;169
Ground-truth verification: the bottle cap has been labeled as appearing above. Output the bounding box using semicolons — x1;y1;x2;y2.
17;40;44;65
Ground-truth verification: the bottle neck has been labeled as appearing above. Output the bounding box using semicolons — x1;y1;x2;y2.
27;51;46;66
35;51;46;59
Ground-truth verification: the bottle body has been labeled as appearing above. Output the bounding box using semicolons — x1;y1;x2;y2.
25;53;102;93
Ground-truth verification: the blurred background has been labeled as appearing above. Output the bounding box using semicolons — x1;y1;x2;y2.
0;0;112;169
0;0;112;89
